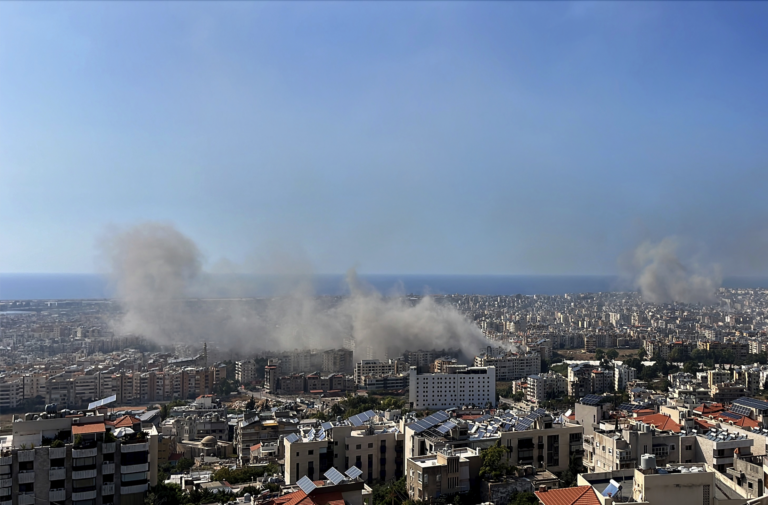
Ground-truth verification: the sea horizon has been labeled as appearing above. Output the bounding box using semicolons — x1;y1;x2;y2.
2;272;768;301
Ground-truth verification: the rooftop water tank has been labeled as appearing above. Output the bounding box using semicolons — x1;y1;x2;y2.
640;454;657;471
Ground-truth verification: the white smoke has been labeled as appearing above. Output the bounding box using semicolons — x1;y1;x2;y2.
100;222;486;361
623;237;721;304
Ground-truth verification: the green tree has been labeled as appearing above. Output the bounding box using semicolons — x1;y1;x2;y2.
606;349;619;361
637;348;647;359
594;349;605;360
479;445;511;481
175;457;195;473
246;396;256;411
509;492;539;505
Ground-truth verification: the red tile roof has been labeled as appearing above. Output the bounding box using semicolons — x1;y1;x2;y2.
633;414;681;433
72;423;106;434
694;403;725;415
535;486;601;505
250;443;262;452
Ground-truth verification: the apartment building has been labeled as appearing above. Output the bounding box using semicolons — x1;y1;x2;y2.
284;419;404;486
473;348;540;382
408;366;496;410
235;360;258;384
5;413;154;505
0;378;24;409
323;349;354;375
234;413;301;461
354;360;404;385
403;410;584;474
406;447;481;502
526;372;567;404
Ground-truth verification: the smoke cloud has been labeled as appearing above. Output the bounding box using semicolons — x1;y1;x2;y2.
101;222;486;361
622;237;722;304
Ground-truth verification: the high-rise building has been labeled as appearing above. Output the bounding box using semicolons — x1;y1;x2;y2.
408;366;496;410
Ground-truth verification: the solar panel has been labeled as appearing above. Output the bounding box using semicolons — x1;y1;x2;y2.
734;397;768;410
321;422;333;431
581;394;602;406
325;468;345;485
345;466;363;480
720;412;741;420
436;423;453;435
350;415;364;427
732;405;752;417
363;410;376;420
317;431;326;441
618;403;634;411
297;476;317;495
285;433;300;444
87;394;117;411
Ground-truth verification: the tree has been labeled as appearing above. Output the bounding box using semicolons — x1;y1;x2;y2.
637;348;647;359
479;445;511;481
175;458;195;473
246;396;256;411
606;349;619;361
594;349;605;360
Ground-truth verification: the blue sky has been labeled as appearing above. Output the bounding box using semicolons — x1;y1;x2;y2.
2;2;768;275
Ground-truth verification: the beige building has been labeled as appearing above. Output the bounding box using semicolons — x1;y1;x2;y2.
406;447;481;502
284;421;405;486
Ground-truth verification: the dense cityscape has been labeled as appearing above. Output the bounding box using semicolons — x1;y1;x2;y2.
2;288;768;504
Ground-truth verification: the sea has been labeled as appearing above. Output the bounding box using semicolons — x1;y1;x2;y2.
1;273;768;301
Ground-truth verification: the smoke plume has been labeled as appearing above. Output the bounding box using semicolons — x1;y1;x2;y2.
101;222;486;361
622;237;721;304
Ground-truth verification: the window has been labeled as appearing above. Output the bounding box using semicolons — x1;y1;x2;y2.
356;444;361;450
368;443;373;448
686;445;693;451
308;450;314;455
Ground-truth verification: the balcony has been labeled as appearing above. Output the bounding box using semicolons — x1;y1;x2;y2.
72;447;97;458
103;462;115;474
17;450;35;462
121;482;149;494
0;488;9;497
1;500;11;505
49;489;66;502
49;467;66;480
0;478;10;488
121;462;149;474
120;441;149;453
102;482;115;495
714;456;734;466
0;457;9;466
72;490;97;501
18;493;35;505
49;447;66;459
72;468;97;479
18;470;36;484
102;442;116;454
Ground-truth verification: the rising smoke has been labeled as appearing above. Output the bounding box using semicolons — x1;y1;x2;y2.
100;222;486;361
622;237;722;304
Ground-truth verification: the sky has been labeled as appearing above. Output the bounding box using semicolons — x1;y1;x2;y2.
2;2;768;276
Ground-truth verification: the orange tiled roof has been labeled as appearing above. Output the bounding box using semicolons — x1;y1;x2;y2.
634;413;681;433
694;403;725;415
535;486;601;505
72;423;106;434
715;412;759;428
106;415;141;428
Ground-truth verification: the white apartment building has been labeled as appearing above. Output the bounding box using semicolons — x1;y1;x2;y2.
614;364;637;391
527;372;567;403
408;366;496;410
473;349;540;382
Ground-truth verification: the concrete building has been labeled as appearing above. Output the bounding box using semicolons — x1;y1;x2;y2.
284;419;404;486
3;412;154;505
408;366;496;410
526;372;567;404
474;348;540;382
406;447;481;502
235;360;258;385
